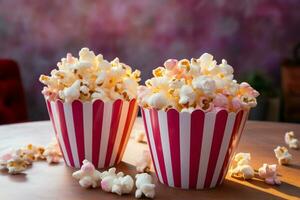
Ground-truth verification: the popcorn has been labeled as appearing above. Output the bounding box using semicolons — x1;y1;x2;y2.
136;150;152;173
285;131;299;149
43;138;62;164
0;150;29;174
135;173;155;199
147;93;168;110
192;76;216;95
111;175;134;195
274;146;292;165
72;159;102;188
40;48;140;102
179;85;196;106
230;153;254;180
6;155;28;174
100;168;134;195
21;144;45;161
258;164;281;185
138;53;259;112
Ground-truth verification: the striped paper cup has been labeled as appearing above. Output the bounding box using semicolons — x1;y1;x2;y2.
141;108;249;189
45;98;138;168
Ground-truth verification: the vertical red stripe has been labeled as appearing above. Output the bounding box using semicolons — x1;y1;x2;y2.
167;109;181;187
204;110;228;188
104;100;123;167
56;101;75;167
189;110;205;188
72;100;85;165
141;108;159;179
115;99;138;163
92;100;104;167
216;110;244;185
150;109;168;185
46;100;67;164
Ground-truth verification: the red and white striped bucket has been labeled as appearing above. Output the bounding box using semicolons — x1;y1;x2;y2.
45;98;138;168
141;108;248;189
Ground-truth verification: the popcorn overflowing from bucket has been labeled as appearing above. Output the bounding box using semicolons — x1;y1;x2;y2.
40;47;141;102
137;53;259;112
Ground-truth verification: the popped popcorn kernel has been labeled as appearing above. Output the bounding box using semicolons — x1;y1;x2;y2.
72;160;102;188
274;146;292;165
258;164;281;185
135;173;155;199
138;53;259;112
230;152;254;180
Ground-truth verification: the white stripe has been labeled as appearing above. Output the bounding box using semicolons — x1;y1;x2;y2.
221;111;248;183
179;112;191;189
63;103;80;168
83;102;93;162
50;101;70;166
98;102;113;168
210;112;236;187
158;110;174;187
144;109;163;183
196;112;216;189
109;101;129;166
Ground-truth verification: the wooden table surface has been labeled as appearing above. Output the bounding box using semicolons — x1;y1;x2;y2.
0;118;299;200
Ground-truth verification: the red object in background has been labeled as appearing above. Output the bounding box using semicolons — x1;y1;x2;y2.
0;59;27;124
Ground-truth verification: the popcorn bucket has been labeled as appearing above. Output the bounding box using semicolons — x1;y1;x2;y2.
141;108;249;189
45;98;138;168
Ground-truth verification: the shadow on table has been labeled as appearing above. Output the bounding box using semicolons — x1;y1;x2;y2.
0;170;28;182
287;163;300;170
245;177;300;199
114;162;284;200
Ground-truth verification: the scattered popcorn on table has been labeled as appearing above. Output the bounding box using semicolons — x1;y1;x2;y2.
258;164;281;185
0;150;29;174
100;167;134;195
137;53;259;112
43;138;62;164
6;155;29;174
21;144;45;161
40;48;141;102
136;150;152;173
274;146;292;165
111;175;134;195
230;153;254;180
135;173;155;199
284;131;299;149
72;160;102;188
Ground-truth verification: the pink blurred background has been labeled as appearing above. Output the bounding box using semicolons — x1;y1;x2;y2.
0;0;299;122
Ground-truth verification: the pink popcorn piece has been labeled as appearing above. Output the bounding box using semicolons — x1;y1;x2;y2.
231;97;243;111
72;159;102;188
258;164;281;185
213;93;228;108
164;59;178;70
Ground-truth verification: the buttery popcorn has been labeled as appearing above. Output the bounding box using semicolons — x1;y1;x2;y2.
274;146;292;165
137;53;259;112
230;153;254;180
40;48;141;102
